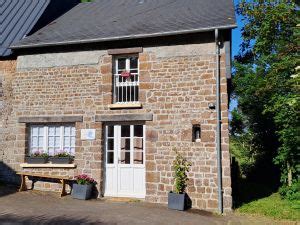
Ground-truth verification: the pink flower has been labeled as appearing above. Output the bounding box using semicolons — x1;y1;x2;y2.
75;174;96;185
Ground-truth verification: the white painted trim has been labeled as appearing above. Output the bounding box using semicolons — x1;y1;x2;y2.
104;124;146;198
113;56;139;104
29;124;75;156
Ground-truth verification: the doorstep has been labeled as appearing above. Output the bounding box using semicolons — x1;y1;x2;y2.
102;197;144;203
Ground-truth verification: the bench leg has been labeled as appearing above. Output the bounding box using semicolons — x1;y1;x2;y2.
60;179;67;197
19;175;27;192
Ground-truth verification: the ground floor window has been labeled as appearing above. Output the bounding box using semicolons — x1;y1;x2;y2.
29;124;75;156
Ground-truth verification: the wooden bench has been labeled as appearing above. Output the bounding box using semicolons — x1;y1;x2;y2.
17;172;73;197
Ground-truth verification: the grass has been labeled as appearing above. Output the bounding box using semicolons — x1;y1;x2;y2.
237;192;300;221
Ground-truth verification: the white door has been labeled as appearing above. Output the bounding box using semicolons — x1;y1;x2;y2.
104;124;145;198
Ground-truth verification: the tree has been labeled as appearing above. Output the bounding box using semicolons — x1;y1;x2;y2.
233;1;299;187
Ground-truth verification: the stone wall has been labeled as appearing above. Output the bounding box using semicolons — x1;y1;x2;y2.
0;40;231;211
0;59;17;183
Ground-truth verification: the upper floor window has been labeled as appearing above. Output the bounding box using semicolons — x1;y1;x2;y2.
29;124;75;156
113;55;139;104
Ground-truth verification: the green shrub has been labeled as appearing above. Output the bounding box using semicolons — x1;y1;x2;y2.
172;150;191;194
279;181;300;201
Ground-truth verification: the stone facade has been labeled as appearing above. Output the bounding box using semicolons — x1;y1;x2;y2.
0;59;17;183
0;37;232;211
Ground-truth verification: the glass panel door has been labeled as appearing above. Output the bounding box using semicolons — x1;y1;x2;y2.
105;124;146;198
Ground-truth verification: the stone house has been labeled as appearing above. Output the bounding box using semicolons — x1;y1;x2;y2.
0;0;79;176
0;0;236;212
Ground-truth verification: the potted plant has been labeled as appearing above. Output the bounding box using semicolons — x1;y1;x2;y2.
168;150;192;211
71;174;96;200
49;150;73;164
26;150;49;164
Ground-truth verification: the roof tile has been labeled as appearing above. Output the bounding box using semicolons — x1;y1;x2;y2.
12;0;236;49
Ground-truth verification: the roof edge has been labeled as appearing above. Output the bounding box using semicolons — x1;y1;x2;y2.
11;24;237;49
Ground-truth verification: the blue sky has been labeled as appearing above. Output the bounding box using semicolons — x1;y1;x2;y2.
229;0;243;112
232;0;243;58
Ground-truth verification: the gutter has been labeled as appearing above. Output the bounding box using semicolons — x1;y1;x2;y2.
10;24;237;49
215;28;223;214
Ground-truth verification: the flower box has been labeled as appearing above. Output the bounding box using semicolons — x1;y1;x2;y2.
71;174;96;200
71;184;93;200
49;157;72;164
25;157;48;164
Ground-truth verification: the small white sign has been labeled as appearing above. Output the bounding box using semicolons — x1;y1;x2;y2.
81;129;96;140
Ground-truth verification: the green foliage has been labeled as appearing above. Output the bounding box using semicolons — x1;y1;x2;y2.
230;109;246;136
81;0;93;2
237;193;300;221
172;150;191;194
265;90;300;184
230;135;257;176
279;181;300;201
233;0;299;186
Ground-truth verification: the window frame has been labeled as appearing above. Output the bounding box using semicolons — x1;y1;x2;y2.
105;124;145;166
28;124;76;156
113;55;140;104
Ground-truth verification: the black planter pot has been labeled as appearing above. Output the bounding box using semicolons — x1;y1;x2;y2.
26;157;48;164
71;184;93;200
168;192;192;211
49;157;72;164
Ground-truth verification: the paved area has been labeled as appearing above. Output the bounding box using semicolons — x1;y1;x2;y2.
0;186;297;225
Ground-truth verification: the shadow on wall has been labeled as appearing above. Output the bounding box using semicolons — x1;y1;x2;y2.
0;162;19;184
0;162;100;199
25;179;99;199
0;214;116;225
0;162;19;197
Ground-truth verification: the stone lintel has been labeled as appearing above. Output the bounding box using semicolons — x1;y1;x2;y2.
95;113;153;122
107;47;143;55
18;116;83;123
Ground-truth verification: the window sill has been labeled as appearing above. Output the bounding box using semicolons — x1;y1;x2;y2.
20;163;77;168
109;102;142;109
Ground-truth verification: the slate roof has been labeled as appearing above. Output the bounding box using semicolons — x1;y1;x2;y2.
1;0;50;56
11;0;236;49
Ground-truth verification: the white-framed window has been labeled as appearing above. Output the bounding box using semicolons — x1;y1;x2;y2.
113;55;139;103
29;124;76;156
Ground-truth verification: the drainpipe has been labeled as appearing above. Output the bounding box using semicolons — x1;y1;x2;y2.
215;28;223;214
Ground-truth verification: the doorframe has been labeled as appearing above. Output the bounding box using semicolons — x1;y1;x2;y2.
103;122;146;198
